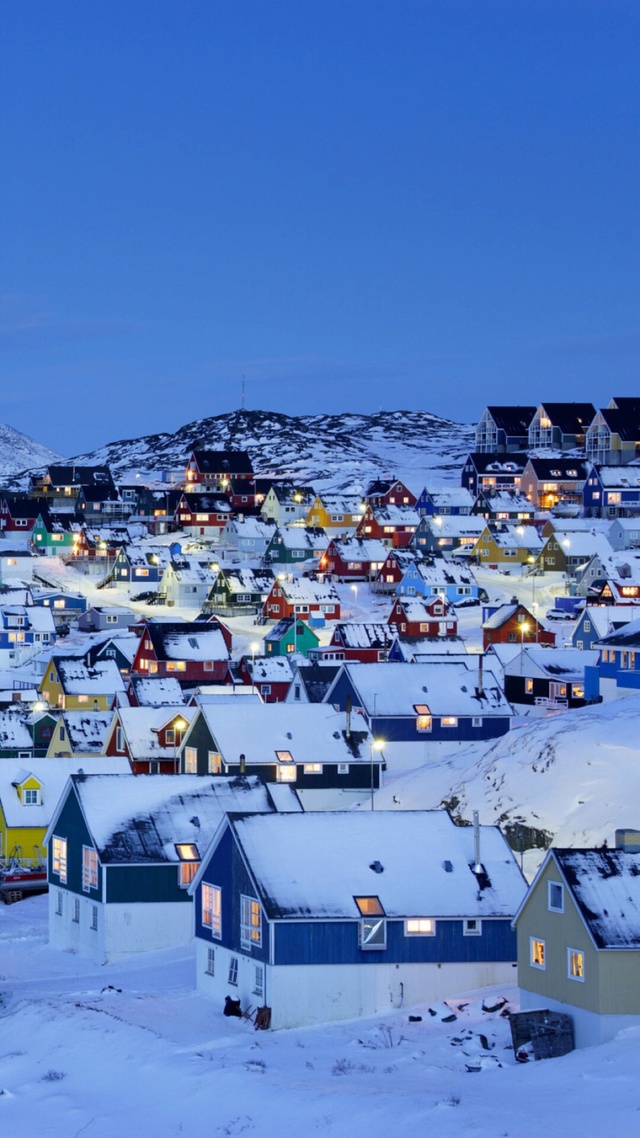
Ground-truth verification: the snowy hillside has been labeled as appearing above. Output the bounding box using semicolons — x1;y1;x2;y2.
378;697;640;871
69;408;475;491
0;422;64;481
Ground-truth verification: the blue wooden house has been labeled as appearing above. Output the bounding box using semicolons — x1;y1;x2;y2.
593;616;640;694
583;465;640;519
110;544;168;585
190;810;526;1029
44;773;300;964
415;486;475;517
395;557;482;604
324;661;512;744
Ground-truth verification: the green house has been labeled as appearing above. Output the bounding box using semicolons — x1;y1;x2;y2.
264;617;320;657
264;525;326;566
31;513;78;556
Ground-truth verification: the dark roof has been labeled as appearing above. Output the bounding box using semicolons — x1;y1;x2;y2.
610;397;640;414
142;620;230;660
191;450;254;476
78;486;121;504
294;663;342;703
553;848;640;948
463;453;529;473
597;617;640;648
178;493;232;512
485;407;536;435
526;457;588;479
46;465;115;489
538;403;596;434
598;407;640;442
1;495;46;519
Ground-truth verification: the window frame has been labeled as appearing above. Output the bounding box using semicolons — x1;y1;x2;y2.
567;947;585;982
240;894;262;949
404;918;435;936
82;845;98;892
52;836;68;883
548;881;564;913
463;918;482;936
202;883;222;938
530;936;546;970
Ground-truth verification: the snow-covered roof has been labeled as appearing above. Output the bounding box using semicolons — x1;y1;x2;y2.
69;773;299;863
226;811;526;919
59;712;113;753
425;517;486;537
482;604;521;630
505;647;597;679
333;623;392;649
278;578;341;605
53;657;126;695
552;848;640;948
412;559;478;587
423;487;475;507
333;661;510;716
197;703;373;765
328;537;388;561
129;676;187;707
596;614;640;648
595;467;640;489
0;708;34;750
0;756;131;829
248;657;295;684
116;706;197;759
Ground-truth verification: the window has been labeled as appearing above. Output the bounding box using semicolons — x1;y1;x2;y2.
338;763;349;775
253;964;265;999
260;684;272;696
568;948;585;981
277;764;296;782
405;918;435;936
55;890;63;916
303;763;323;774
176;843;200;887
228;957;239;985
472;717;482;727
583;620;591;633
359;915;386;949
202;883;222;937
525;678;534;694
24;788;40;805
548;881;564;912
354;896;384;916
208;751;222;774
184;747;198;774
72;898;80;923
206;947;216;975
82;846;98;892
441;716;458;728
90;904;98;930
530;937;545;969
463;918;482;936
52;836;67;882
241;895;262;948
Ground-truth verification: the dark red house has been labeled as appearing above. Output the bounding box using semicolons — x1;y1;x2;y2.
481;602;555;651
364;478;417;508
131;619;232;683
327;622;393;663
388;596;458;639
356;504;420;548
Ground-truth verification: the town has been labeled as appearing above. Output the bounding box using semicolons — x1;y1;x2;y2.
0;398;640;1053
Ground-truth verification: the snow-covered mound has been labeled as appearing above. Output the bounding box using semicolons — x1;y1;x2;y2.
0;423;64;481
69;408;475;490
378;697;640;859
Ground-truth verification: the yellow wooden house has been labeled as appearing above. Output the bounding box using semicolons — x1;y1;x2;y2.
472;524;543;568
305;493;365;534
39;655;126;711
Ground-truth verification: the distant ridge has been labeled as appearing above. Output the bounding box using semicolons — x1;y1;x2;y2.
69;409;475;491
0;423;64;482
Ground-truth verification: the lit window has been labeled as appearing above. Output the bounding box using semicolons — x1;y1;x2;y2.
208;751;222;774
184;747;198;773
405;918;435;936
52;836;67;883
354;896;385;916
568;948;585;981
241;895;262;948
82;847;98;892
548;881;564;912
530;937;545;969
202;883;221;937
176;843;200;887
441;716;458;727
303;763;323;774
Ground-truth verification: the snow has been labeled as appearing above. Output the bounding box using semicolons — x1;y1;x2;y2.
551;849;640;948
230;810;526;919
198;703;374;765
337;660;510;716
2;894;639;1137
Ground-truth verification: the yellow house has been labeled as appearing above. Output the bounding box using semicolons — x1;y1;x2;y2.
39;655;126;711
0;757;132;864
305;494;365;533
472;524;543;567
46;711;114;758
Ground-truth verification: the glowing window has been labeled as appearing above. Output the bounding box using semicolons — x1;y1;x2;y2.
202;883;221;937
530;937;545;969
240;895;262;948
405;918;435;936
568;949;585;981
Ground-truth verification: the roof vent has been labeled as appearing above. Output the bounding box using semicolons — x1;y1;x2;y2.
333;731;340;739
369;860;384;874
286;731;292;740
443;860;453;873
190;816;201;828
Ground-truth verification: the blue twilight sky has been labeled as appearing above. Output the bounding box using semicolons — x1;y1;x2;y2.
1;0;639;456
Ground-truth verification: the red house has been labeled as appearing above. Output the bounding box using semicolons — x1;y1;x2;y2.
185;449;254;492
481;602;555;650
364;478;417;508
131;619;232;683
356;504;420;548
327;623;393;663
388;595;458;639
262;578;342;623
104;706;196;774
372;549;419;593
236;655;294;702
0;495;43;533
174;493;233;536
320;536;388;580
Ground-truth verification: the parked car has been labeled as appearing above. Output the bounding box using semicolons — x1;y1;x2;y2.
546;607;570;621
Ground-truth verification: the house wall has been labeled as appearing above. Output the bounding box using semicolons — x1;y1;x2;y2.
48;890;193;963
518;989;640;1049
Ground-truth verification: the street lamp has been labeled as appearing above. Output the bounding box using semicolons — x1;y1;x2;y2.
351;583;358;618
370;738;385;810
173;716;187;774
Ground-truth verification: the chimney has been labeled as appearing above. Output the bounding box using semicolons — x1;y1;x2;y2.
476;653;484;699
239;753;246;774
473;810;482;873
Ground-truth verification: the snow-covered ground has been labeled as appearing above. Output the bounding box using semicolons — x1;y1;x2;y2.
1;895;638;1137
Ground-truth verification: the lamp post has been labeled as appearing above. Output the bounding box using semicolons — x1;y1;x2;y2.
173;716;187;774
351;584;358;618
370;738;385;810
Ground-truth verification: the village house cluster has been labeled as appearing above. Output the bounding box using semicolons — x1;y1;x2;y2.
2;397;640;1044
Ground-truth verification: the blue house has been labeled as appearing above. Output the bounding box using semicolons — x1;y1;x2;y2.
583;465;640;519
396;557;482;604
571;606;633;651
110;544;168;585
594;616;640;694
190;810;526;1029
415;486;475;517
324;661;512;744
31;589;88;626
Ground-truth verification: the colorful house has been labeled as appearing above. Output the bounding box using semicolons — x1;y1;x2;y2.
38;655;126;710
262;577;341;624
264;617;320;658
319;536;387;580
388;595;458;640
190;810;526;1029
481;602;554;651
130;619;232;684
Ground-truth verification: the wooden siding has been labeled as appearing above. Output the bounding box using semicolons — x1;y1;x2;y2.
47;786;102;900
105;863;190;905
274;917;516;967
195;825;269;964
